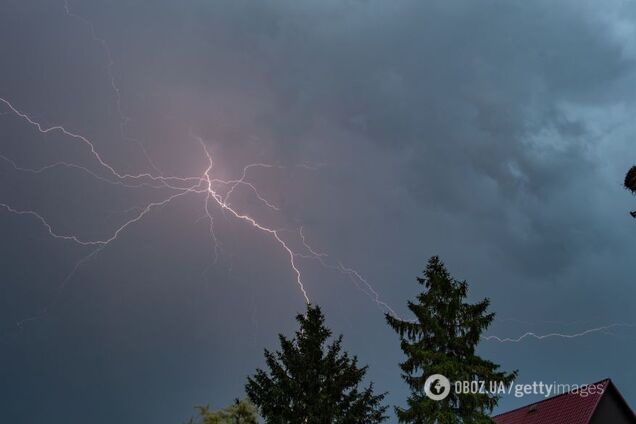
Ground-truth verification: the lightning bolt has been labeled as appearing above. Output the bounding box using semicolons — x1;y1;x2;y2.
1;91;400;321
3;2;630;348
62;0;163;175
196;139;309;303
0;97;310;300
482;322;636;343
1;0;399;320
3;102;631;341
0;97;198;189
297;227;400;318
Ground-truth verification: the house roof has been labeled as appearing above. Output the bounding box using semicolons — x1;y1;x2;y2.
492;379;610;424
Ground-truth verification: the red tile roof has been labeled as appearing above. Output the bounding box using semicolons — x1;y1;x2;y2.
493;379;609;424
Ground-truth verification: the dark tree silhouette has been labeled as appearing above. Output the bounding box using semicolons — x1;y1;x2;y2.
185;398;258;424
246;304;388;423
625;166;636;192
624;166;636;218
387;256;517;423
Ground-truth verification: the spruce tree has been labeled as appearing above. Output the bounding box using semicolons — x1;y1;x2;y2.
386;256;516;423
246;304;388;423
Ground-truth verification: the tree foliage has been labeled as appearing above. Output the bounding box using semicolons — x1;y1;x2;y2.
186;399;258;424
246;304;388;423
386;256;517;423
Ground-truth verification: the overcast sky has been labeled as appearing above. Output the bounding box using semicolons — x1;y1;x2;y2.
1;0;636;422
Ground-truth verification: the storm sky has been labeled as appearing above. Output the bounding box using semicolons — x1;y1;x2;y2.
1;0;636;422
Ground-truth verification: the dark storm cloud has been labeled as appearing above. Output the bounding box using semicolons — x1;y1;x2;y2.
160;0;635;277
2;1;636;423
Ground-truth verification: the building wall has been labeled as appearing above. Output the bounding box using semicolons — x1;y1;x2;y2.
589;387;636;424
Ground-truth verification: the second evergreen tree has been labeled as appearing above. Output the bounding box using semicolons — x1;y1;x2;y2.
387;256;516;423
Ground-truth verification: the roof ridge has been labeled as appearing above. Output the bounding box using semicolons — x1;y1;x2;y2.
585;379;611;423
492;378;610;419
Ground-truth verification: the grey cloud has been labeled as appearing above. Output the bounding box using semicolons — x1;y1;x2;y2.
2;1;636;422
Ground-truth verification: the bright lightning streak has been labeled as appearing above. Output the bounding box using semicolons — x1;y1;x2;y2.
298;227;399;318
337;263;400;318
299;227;328;258
62;0;121;116
222;164;281;211
482;322;636;343
197;140;310;303
1;188;196;251
0;202;103;246
0;96;321;310
1;0;394;320
0;97;199;189
62;0;163;175
0;154;165;189
3;103;631;341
